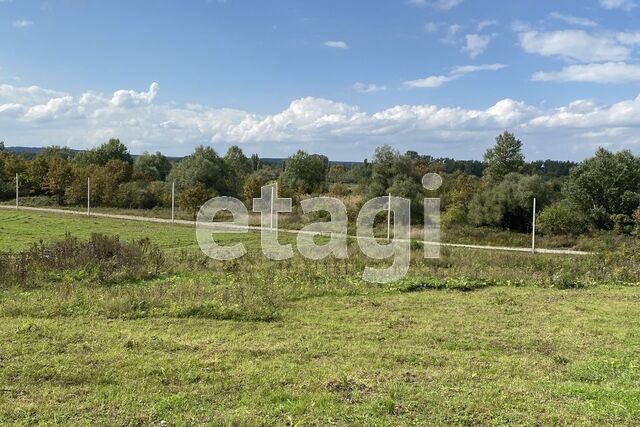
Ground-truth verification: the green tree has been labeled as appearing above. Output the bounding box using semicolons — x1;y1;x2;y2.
179;183;213;219
168;146;227;194
368;145;415;198
46;157;73;205
224;146;252;196
133;151;172;181
468;173;558;231
281;150;329;194
566;148;640;229
483;132;525;183
75;139;133;166
242;173;262;204
250;153;262;171
38;145;75;160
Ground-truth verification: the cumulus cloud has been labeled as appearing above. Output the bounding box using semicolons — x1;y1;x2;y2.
533;62;640;83
352;82;387;93
548;12;597;27
404;63;507;88
111;82;159;107
1;81;639;158
324;41;348;49
518;30;640;62
462;34;494;58
599;0;636;10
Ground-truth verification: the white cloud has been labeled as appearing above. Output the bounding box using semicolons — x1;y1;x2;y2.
462;34;494;58
518;30;637;62
111;82;159;107
324;40;348;49
408;0;463;10
477;20;499;31
548;12;597;27
404;63;507;88
352;82;386;93
12;19;33;28
451;63;508;73
599;0;636;10
1;81;640;159
404;75;455;88
533;62;640;83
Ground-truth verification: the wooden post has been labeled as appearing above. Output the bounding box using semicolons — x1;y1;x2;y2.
87;177;91;217
531;198;537;254
15;173;19;209
171;181;175;224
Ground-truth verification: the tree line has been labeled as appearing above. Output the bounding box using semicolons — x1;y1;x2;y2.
0;134;638;236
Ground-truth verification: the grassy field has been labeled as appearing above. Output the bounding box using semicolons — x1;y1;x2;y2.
1;209;639;425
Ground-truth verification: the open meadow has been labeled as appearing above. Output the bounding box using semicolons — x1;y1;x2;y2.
1;209;639;425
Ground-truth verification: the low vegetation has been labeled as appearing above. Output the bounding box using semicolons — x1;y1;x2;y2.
0;209;638;423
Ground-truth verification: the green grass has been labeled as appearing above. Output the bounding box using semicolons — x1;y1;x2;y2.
0;209;198;251
1;209;639;425
2;287;640;425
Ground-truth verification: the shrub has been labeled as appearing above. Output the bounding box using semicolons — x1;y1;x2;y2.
537;199;589;236
611;214;635;235
0;234;165;289
328;183;350;197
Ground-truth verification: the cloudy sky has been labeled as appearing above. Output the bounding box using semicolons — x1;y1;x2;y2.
1;0;640;160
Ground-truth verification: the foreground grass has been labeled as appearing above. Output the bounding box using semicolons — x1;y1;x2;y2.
1;287;640;425
1;209;639;424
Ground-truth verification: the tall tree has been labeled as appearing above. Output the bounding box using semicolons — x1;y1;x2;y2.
224;146;252;196
133;151;172;181
168;146;227;194
75;139;133;166
46;157;73;205
483;132;525;183
281;150;329;194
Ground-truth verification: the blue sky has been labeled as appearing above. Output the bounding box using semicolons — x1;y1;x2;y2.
1;0;640;161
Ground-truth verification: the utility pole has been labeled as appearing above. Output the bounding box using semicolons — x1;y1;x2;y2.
531;198;537;254
171;181;175;224
15;173;19;209
87;177;91;217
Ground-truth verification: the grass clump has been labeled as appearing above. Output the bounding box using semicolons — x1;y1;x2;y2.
0;233;166;289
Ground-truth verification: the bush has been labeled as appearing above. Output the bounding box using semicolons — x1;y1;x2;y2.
537;200;589;236
0;234;165;289
328;183;350;197
468;173;558;231
611;214;635;235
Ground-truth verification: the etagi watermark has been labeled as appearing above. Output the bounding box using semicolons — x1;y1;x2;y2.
196;173;443;284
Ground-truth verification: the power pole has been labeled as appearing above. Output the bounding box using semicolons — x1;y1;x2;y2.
531;198;537;254
87;177;91;217
171;181;175;224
